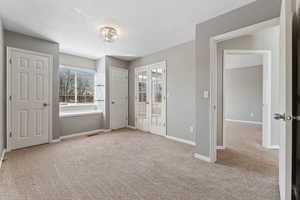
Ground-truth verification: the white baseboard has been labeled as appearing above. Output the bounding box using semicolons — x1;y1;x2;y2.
165;135;196;146
126;125;137;130
217;146;225;150
268;145;280;149
225;119;262;125
51;138;61;143
0;149;6;169
194;153;213;163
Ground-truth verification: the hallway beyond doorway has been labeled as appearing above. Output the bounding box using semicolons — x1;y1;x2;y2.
217;121;278;177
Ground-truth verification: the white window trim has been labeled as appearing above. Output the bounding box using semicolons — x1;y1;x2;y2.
59;65;96;106
60;65;96;72
60;110;102;118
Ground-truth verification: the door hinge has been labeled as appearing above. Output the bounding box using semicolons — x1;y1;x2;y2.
9;58;12;64
9;132;12;138
9;96;12;101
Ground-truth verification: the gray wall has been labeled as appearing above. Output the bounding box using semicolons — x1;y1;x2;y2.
129;41;196;142
60;53;96;70
0;17;4;154
195;0;281;157
217;26;280;146
4;31;60;140
60;114;104;137
224;65;263;122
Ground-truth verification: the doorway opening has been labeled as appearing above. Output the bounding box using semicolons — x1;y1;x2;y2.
209;17;282;192
221;50;273;150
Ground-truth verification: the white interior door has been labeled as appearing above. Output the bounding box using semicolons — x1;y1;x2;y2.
135;66;149;131
110;67;128;130
135;62;166;135
277;0;293;199
262;52;272;149
149;63;166;136
7;47;52;151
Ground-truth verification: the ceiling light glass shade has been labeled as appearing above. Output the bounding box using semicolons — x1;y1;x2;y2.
100;27;119;42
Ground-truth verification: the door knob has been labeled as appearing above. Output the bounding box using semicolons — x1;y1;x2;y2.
273;113;294;121
112;101;115;104
43;103;48;107
273;113;286;120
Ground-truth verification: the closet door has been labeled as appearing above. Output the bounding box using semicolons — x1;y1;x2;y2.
149;63;166;136
110;67;128;130
135;67;149;131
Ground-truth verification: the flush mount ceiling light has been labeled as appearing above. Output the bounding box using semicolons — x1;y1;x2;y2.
100;26;119;43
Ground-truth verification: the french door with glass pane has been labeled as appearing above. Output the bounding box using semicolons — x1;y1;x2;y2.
135;62;166;136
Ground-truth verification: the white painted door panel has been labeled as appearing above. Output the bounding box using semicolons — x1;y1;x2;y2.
278;0;293;199
135;67;149;132
9;48;52;150
149;63;166;136
110;67;128;129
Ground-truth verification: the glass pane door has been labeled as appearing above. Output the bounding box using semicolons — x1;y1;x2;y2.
150;66;165;135
136;70;149;131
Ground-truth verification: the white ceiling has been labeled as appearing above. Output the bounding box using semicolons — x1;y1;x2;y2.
0;0;255;60
224;54;263;69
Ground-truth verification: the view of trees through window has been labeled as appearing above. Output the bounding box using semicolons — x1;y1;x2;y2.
59;67;95;104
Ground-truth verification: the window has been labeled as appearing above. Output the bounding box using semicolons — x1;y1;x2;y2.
59;67;95;104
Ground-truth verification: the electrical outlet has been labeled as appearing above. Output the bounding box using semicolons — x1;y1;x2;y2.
250;112;254;117
189;126;194;133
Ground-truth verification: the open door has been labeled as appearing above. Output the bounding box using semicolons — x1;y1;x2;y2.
274;0;294;199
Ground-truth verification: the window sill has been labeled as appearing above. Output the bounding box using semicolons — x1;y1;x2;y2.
60;110;102;118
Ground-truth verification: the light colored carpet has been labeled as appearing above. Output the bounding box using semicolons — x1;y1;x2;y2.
0;125;279;200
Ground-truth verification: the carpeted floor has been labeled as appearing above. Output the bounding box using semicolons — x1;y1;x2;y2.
0;124;279;200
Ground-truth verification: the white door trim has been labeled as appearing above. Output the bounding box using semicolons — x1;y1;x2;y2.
6;47;53;152
208;17;279;163
223;49;272;149
109;66;128;130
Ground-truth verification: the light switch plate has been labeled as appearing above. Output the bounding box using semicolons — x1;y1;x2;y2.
203;90;209;98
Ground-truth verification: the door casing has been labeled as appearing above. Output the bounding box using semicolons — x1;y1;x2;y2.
6;47;53;151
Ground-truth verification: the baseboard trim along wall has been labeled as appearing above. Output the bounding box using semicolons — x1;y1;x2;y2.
268;145;280;149
0;149;6;169
217;146;225;150
126;125;137;130
51;129;112;143
225;119;262;125
194;153;213;163
165;135;196;146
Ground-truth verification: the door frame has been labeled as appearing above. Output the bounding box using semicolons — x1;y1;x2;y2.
209;17;279;163
222;49;273;149
134;61;167;136
109;66;128;130
6;47;53;152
